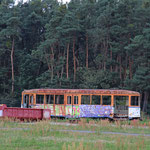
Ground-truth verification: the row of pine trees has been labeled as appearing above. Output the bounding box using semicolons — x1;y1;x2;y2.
0;0;149;113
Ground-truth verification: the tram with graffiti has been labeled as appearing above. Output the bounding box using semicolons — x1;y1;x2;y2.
21;89;140;119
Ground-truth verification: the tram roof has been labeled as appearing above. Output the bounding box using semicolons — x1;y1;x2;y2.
22;89;140;95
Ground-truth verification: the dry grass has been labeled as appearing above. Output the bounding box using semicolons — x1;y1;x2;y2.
0;118;150;150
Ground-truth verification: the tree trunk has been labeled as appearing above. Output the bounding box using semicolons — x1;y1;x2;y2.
129;56;132;79
119;55;122;80
110;49;112;72
73;37;76;82
37;62;43;76
45;53;51;70
11;37;15;95
66;43;69;79
115;55;119;72
60;64;64;86
75;57;79;70
142;91;149;112
103;38;108;71
50;46;54;82
123;67;127;81
124;53;128;80
86;34;88;69
103;40;106;71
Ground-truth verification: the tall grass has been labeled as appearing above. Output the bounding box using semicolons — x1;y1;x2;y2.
0;118;150;150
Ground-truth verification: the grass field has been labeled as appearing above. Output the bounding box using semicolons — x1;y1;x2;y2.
0;118;150;150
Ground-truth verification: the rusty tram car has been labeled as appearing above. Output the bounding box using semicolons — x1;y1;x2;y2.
21;89;140;119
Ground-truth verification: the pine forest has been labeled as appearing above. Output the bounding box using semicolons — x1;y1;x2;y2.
0;0;149;114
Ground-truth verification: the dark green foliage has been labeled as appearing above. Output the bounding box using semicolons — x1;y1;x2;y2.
0;0;149;113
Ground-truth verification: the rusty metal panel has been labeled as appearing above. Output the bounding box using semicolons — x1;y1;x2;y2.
3;107;45;120
23;89;140;96
43;109;51;119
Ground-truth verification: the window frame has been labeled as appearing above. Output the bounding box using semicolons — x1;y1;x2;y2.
55;95;64;105
114;95;129;106
36;94;44;104
91;95;101;105
81;94;91;105
130;96;140;107
67;95;72;105
102;95;112;106
45;94;54;104
66;95;79;105
73;96;79;105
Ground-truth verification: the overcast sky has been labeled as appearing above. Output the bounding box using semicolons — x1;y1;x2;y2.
58;0;70;3
15;0;70;4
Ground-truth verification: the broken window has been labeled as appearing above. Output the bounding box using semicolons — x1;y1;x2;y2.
131;96;139;106
92;95;100;105
46;95;54;104
30;95;33;105
24;95;29;103
74;96;78;104
55;95;64;104
23;94;29;108
81;95;90;105
67;96;72;104
102;95;111;105
114;96;128;106
36;95;44;104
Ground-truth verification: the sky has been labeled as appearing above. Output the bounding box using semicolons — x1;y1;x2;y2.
58;0;70;3
15;0;71;5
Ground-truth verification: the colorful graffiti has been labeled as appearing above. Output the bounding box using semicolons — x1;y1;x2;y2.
33;104;113;118
34;104;65;116
34;104;44;109
79;105;113;118
0;110;2;117
65;105;80;118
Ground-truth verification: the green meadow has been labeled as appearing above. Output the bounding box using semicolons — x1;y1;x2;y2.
0;118;150;150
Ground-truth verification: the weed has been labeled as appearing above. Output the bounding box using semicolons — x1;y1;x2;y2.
0;119;150;150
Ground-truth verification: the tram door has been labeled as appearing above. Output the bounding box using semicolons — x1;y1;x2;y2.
67;95;79;118
23;94;29;108
114;96;128;117
29;95;34;108
23;94;33;108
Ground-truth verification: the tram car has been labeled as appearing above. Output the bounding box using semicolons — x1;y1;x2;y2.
21;89;140;120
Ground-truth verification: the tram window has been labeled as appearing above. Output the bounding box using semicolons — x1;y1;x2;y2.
55;95;64;104
24;95;29;107
74;96;78;104
36;95;44;104
92;95;100;105
30;95;33;105
114;96;128;106
46;95;54;104
67;96;72;104
131;96;139;106
24;95;29;102
81;95;90;105
102;96;111;105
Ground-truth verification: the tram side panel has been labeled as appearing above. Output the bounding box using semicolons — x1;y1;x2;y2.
128;95;140;119
33;103;140;119
128;107;140;119
22;91;140;119
79;105;113;118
